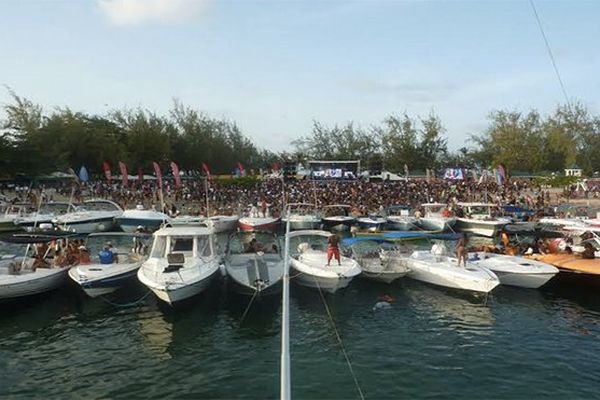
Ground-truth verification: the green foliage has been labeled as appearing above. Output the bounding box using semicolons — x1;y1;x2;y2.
532;174;578;188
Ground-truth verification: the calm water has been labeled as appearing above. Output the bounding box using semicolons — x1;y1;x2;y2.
2;242;600;399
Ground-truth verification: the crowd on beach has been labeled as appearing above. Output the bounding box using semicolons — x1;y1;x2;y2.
0;176;575;218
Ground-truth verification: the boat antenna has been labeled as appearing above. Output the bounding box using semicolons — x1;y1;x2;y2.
280;207;291;400
529;0;570;108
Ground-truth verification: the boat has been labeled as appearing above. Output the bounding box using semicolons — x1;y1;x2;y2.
224;231;284;296
13;202;76;228
238;216;281;232
208;215;240;233
385;205;419;231
0;231;77;300
321;205;355;232
0;203;32;232
54;199;123;234
416;203;456;232
115;205;170;233
356;215;387;232
68;232;152;297
402;237;500;293
342;236;411;283
289;230;361;293
454;202;510;237
467;251;559;289
137;225;221;304
281;203;321;230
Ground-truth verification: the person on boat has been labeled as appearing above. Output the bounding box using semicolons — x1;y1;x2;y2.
582;242;595;259
99;245;114;264
78;246;91;264
53;249;68;268
107;242;119;263
455;233;468;267
246;238;264;253
327;233;341;266
260;198;268;218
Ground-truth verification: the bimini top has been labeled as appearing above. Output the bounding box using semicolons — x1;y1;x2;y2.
154;225;213;237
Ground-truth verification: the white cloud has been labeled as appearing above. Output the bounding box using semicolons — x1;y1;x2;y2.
97;0;209;26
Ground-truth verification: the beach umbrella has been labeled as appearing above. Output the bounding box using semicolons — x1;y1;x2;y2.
79;166;89;182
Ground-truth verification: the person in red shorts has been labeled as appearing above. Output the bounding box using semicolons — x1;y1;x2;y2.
327;233;341;266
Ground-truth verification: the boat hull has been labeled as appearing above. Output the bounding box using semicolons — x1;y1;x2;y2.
60;217;117;234
290;267;354;293
361;270;407;284
69;266;140;298
0;267;69;300
455;218;507;237
492;271;556;289
416;217;455;232
385;220;417;231
238;218;281;232
321;218;355;232
116;217;166;233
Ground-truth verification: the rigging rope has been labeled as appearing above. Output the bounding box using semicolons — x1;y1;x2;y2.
315;278;365;400
240;289;259;325
96;289;153;308
529;0;571;107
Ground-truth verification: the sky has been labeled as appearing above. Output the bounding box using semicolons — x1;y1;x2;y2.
1;0;599;152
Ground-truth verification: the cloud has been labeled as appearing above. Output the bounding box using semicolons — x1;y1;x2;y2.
97;0;209;26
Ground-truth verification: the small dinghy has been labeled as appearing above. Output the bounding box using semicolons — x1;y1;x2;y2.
289;230;361;293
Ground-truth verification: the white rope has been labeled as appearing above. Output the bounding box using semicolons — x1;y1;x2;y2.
240;289;259;325
315;278;365;400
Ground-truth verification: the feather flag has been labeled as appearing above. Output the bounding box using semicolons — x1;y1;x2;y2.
102;161;112;183
403;164;409;178
202;162;211;177
496;164;507;185
170;161;182;189
153;162;163;189
118;161;128;187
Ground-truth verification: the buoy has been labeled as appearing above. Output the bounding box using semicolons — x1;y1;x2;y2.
372;301;392;311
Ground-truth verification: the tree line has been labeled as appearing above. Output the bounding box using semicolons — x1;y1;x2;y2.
2;88;600;178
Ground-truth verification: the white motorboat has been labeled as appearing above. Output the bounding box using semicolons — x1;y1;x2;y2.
0;232;76;300
342;236;411;283
454;202;510;237
356;215;387;232
224;232;284;296
281;203;321;230
0;203;32;232
68;232;152;297
385;205;418;231
115;205;170;233
14;202;76;228
137;225;221;304
208;215;240;233
416;203;456;232
321;205;355;232
289;230;361;293
467;252;559;289
54;199;123;234
238;216;281;232
406;243;500;293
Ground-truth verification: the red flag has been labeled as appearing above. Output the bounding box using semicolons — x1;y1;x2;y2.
102;161;112;183
118;161;128;187
237;162;246;177
152;162;163;189
201;162;211;177
138;167;143;186
170;161;182;189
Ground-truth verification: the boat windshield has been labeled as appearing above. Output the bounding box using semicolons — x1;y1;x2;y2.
469;206;492;216
81;201;120;212
151;236;167;258
39;203;73;215
229;233;280;255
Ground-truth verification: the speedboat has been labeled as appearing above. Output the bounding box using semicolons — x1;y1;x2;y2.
342;236;410;283
14;202;76;228
68;232;152;297
406;242;499;293
468;252;558;289
137;225;221;304
115;205;169;233
281;203;321;230
208;215;240;233
224;231;284;296
238;216;281;232
54;199;123;234
385;205;419;231
0;231;77;300
0;203;32;232
454;202;510;237
321;205;355;232
356;215;387;232
289;230;361;293
416;203;456;232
